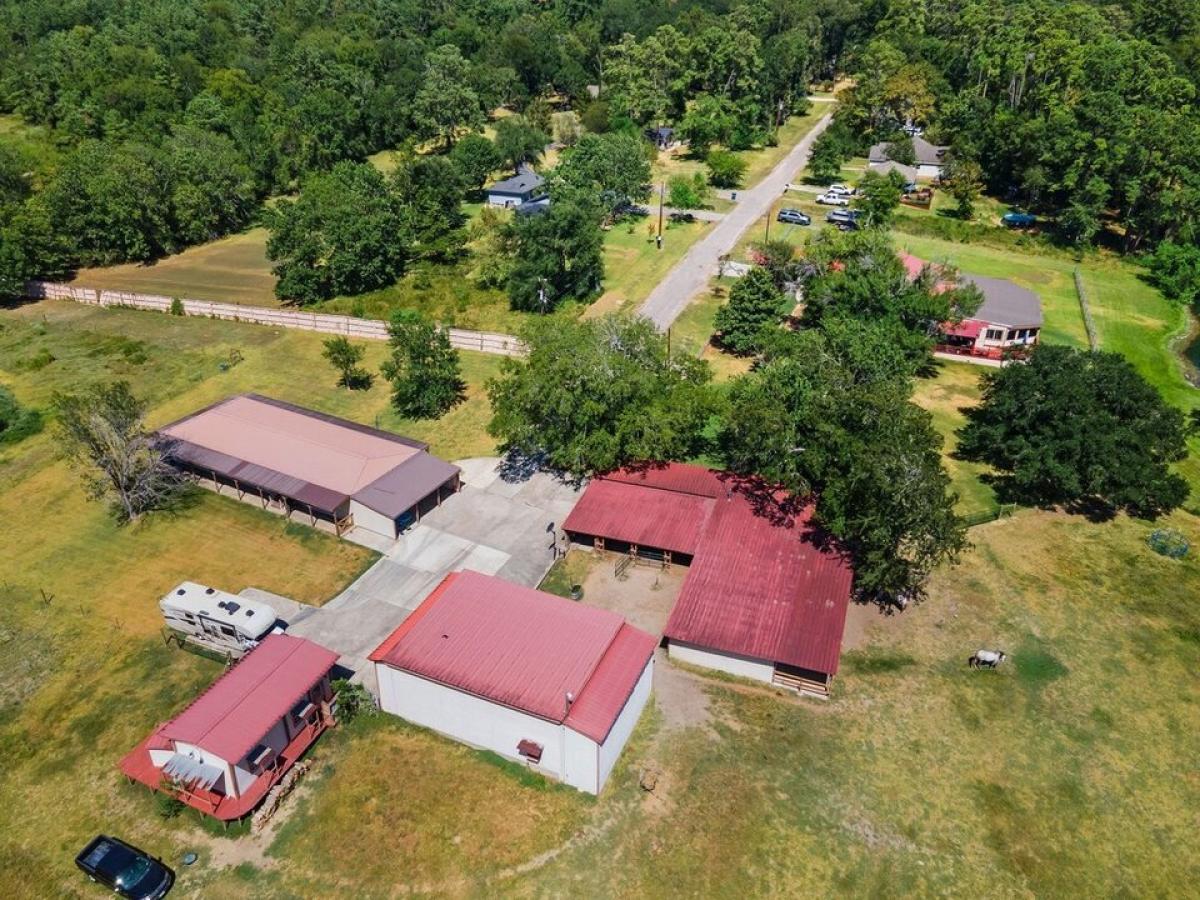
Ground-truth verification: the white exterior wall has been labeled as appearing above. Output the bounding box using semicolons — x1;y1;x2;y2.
668;641;775;684
375;664;603;793
917;163;943;179
169;740;235;795
348;500;399;539
486;194;519;208
596;657;653;791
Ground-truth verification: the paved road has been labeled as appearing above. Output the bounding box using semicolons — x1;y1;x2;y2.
638;112;833;329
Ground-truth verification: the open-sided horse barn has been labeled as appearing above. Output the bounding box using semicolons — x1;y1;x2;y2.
158;394;460;538
564;464;854;696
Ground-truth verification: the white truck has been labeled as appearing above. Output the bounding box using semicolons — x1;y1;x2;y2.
160;582;281;658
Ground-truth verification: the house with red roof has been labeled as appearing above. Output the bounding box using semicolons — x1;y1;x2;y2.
563;463;854;697
369;570;656;795
119;634;339;821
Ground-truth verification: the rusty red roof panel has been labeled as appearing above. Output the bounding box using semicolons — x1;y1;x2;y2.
159;634;338;762
571;464;855;676
665;491;854;675
563;479;713;555
565;625;657;742
372;571;655;737
599;461;727;498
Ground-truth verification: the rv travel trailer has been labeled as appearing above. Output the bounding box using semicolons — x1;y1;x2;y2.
160;582;280;657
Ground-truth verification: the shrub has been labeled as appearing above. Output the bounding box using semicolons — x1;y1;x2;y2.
667;173;710;209
1146;241;1200;306
155;791;186;819
0;387;43;445
705;150;747;189
333;679;377;724
169;296;184;316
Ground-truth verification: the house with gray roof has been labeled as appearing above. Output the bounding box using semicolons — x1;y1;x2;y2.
940;276;1043;358
869;136;948;179
486;167;546;208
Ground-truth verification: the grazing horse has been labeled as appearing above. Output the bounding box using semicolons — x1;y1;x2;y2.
968;649;1007;669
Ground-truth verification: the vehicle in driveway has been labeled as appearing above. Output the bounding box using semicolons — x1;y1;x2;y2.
826;184;855;197
76;836;174;899
1001;211;1038;227
816;192;850;206
776;208;811;225
825;209;860;230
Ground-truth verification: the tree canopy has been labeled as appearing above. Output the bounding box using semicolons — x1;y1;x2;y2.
713;266;791;354
266;162;409;304
487;314;715;477
957;345;1191;516
380;311;465;419
507;190;604;312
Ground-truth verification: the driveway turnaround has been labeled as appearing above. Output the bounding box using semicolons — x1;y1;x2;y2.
251;457;582;684
638;112;832;329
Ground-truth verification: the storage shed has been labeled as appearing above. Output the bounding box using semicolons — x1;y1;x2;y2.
370;570;656;794
564;463;854;696
158;394;460;538
119;634;338;821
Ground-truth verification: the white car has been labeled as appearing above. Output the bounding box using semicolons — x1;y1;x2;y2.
816;192;850;206
826;184;855;197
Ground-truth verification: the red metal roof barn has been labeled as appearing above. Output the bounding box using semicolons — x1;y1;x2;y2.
370;570;656;794
564;463;854;696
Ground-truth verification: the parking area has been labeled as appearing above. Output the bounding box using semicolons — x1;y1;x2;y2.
250;457;583;684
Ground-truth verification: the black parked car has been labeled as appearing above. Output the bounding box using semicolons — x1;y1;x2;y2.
76;835;174;899
776;208;811;226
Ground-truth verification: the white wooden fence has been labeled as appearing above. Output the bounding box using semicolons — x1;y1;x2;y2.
24;281;527;357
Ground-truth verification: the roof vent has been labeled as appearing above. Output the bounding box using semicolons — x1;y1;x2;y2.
245;609;255;616
176;588;186;596
224;601;240;614
205;587;216;595
216;600;227;610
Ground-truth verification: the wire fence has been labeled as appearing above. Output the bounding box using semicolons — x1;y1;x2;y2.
24;281;527;357
962;503;1019;527
1073;267;1099;350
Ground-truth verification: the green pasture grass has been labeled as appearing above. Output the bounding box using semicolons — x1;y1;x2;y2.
911;360;998;518
588;217;712;317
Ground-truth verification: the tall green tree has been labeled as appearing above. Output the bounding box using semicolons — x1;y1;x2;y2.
494;116;549;172
554;132;650;209
392;155;466;261
958;345;1190;516
412;45;484;150
853;169;905;228
487;314;715;477
720;328;966;603
714;267;790;354
380;311;465;419
507;191;604;312
266;162;408;304
450;134;501;196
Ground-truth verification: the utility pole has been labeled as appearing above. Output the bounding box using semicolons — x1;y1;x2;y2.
657;181;665;250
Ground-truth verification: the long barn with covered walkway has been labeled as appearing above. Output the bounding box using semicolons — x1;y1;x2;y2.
563;463;854;697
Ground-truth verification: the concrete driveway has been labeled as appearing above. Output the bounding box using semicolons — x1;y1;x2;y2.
251;457;582;684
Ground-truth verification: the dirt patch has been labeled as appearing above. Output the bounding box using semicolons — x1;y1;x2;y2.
577;554;686;635
842;600;890;652
653;655;714;733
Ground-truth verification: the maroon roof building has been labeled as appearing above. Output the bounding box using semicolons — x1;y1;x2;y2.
370;570;656;794
564;463;854;696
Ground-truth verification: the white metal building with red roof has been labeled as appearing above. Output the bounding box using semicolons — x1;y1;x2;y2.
369;570;656;795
